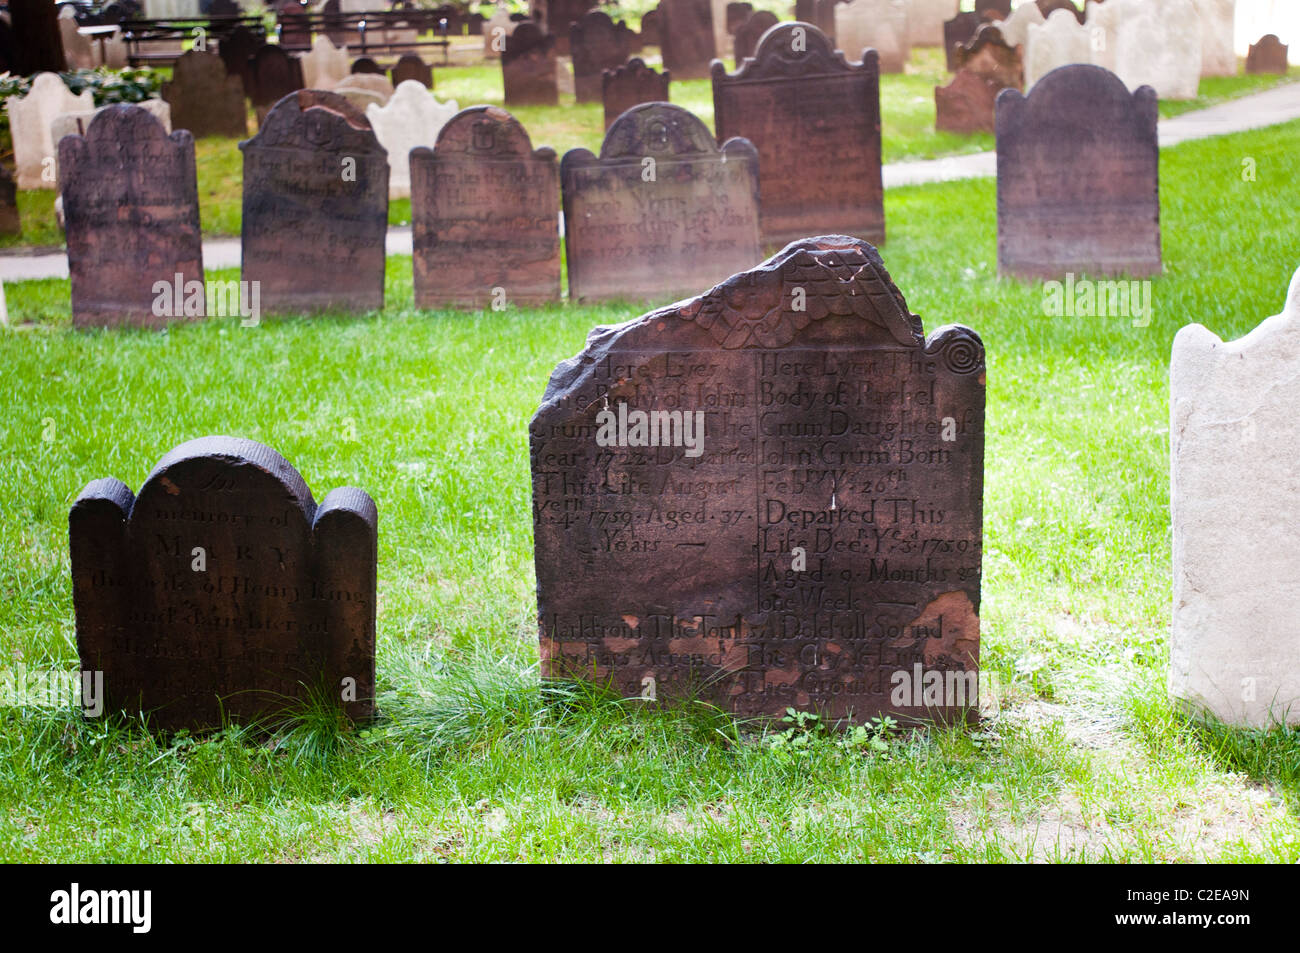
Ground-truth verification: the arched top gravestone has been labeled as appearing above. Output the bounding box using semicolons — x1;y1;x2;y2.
733;9;777;61
70;436;378;732
602;57;670;130
162;48;248;139
570;10;636;102
530;235;985;723
502;22;559;106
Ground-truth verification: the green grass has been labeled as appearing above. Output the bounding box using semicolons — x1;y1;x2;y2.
1;117;1299;862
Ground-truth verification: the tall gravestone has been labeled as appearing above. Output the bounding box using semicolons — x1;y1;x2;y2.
365;81;458;200
163;49;248;139
1194;0;1235;77
531;235;986;723
503;23;559;106
713;23;884;247
996;64;1160;278
603;57;670;130
240;90;389;313
60;106;204;328
1170;267;1300;728
660;0;715;79
71;436;378;732
7;72;94;190
836;0;908;72
561;102;760;303
571;10;636;103
410;106;560;308
1246;34;1288;75
248;43;305;123
733;10;777;61
391;53;434;88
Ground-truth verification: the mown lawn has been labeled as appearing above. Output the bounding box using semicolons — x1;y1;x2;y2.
1;117;1298;862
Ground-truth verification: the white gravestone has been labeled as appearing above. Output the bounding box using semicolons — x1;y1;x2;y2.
999;1;1045;49
59;8;96;70
836;0;910;72
1114;0;1201;99
7;73;95;190
1193;0;1236;76
365;81;458;199
302;35;352;89
1025;8;1091;89
906;0;958;48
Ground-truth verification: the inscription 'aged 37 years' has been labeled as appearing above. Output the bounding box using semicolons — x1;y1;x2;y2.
530;235;986;723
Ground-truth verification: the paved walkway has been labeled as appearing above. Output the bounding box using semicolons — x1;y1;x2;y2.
4;81;1298;283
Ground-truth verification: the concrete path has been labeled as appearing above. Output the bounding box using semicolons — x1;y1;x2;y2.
4;81;1298;283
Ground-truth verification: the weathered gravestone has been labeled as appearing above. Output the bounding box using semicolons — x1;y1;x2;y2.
302;34;350;89
59;105;204;328
836;0;908;72
240;90;388;313
218;24;260;94
52;99;171;147
953;23;1022;89
996;63;1160;278
712;23;884;247
162;49;248;139
726;1;754;33
549;0;598;53
248;44;306;123
561;102;760;303
733;9;777;61
0;164;19;236
530;235;986;722
503;23;559;106
943;10;980;70
7;72;94;190
1246;34;1288;74
660;0;715;79
391;53;434;88
365;81;458;199
997;1;1043;50
641;7;662;45
935;68;1004;133
571;10;636;102
603;57;670;130
1170;267;1300;727
1023;6;1089;89
331;72;396;109
71;436;377;732
410;106;559;308
1089;0;1201;99
58;7;95;69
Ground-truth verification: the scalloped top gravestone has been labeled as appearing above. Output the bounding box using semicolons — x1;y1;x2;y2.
954;23;1022;88
7;72;94;190
302;35;350;89
997;1;1043;49
163;49;248;139
1246;34;1288;74
1024;7;1090;89
712;23;884;247
835;0;908;72
240;90;389;313
560;102;760;303
365;81;458;199
59;105;204;328
530;235;986;722
996;64;1160;278
410;106;560;307
502;22;559;106
1170;268;1300;728
660;0;716;79
733;9;778;61
71;436;378;732
571;11;637;102
603;57;670;129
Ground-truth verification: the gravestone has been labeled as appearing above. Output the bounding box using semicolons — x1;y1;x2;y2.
52;98;172;146
351;56;383;75
302;34;350;89
484;5;516;57
1023;7;1089;89
391;53;434;88
7;72;94;190
240;90;388;313
365;81;458;199
59;105;203;328
906;0;956;47
936;67;1004;133
836;0;908;72
1113;0;1200;99
996;64;1160;278
712;23;884;247
794;0;816;23
503;23;559;106
1035;0;1082;22
641;7;662;46
0;164;18;236
1246;34;1288;75
549;0;598;53
571;10;636;102
660;0;715;79
944;10;980;70
603;57;670;130
219;24;259;94
71;436;378;732
530;235;986;723
1194;0;1235;77
410;106;559;308
975;0;1009;17
1169;268;1300;728
733;9;777;61
726;1;753;32
58;7;95;69
996;0;1043;50
248;43;305;122
561;102;760;302
813;0;841;40
162;49;248;139
954;23;1022;89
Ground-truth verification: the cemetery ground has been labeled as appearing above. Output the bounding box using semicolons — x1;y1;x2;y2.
3;113;1299;863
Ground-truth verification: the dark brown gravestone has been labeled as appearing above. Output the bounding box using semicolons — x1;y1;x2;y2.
219;24;259;94
571;10;636;103
248;44;305;124
953;23;1022;89
410;106;560;308
733;10;778;61
0;164;19;236
70;436;378;733
712;22;884;247
1246;34;1288;75
935;67;1004;134
976;0;1010;19
391;53;434;88
550;0;597;53
641;7;661;46
240;90;389;313
503;23;559;106
561;102;760;303
162;49;248;139
659;0;715;79
603;57;670;130
943;11;980;71
726;2;754;33
351;56;383;75
530;235;986;724
996;64;1160;278
793;0;815;26
1035;0;1083;24
813;0;839;42
59;106;204;328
